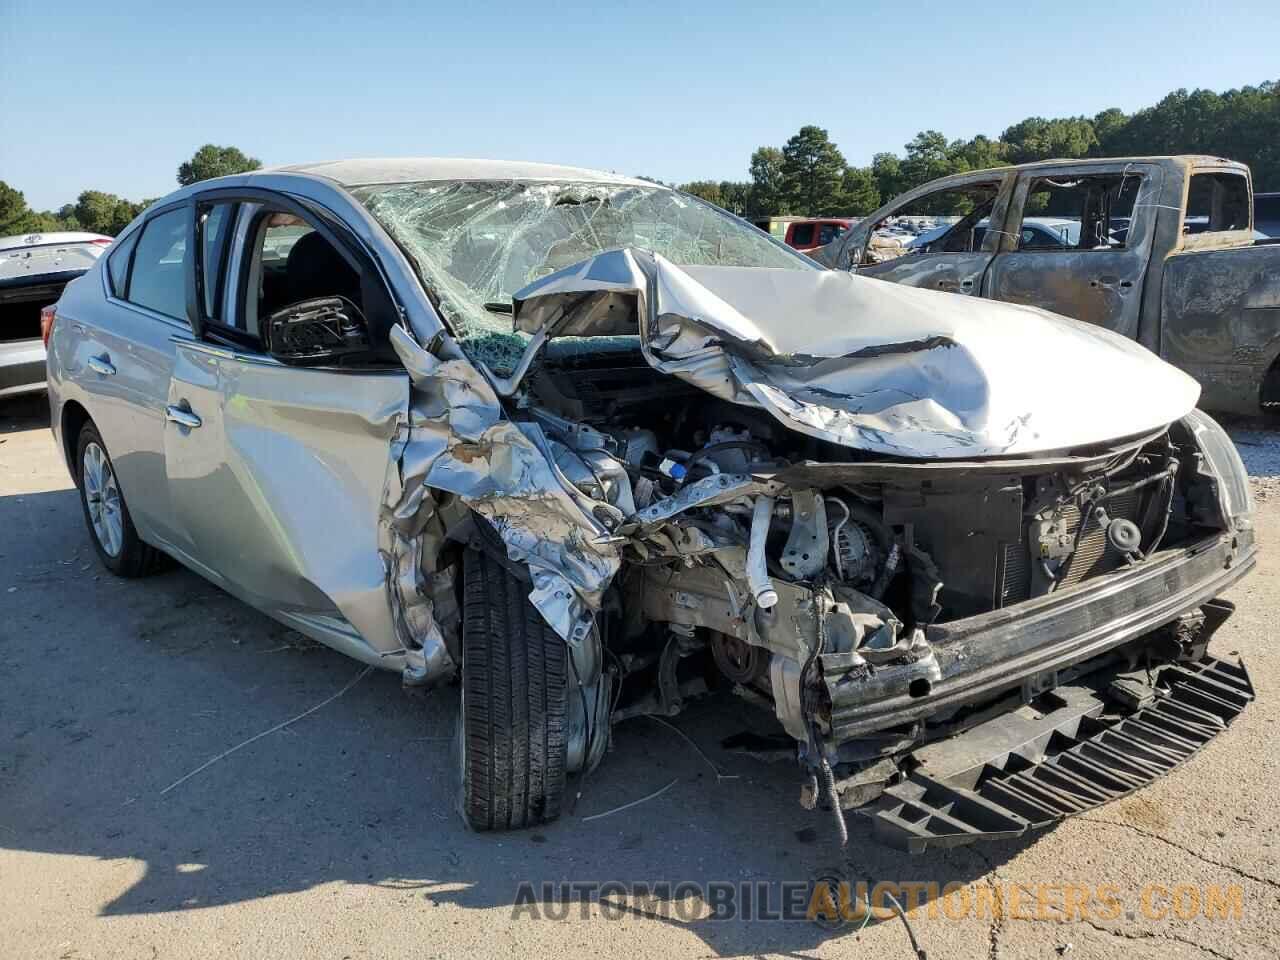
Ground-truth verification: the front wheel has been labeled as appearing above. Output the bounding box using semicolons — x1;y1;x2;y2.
458;548;568;830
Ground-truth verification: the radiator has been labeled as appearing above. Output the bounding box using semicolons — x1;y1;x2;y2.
999;489;1142;605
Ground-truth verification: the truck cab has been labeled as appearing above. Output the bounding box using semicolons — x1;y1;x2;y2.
821;156;1279;415
782;218;857;254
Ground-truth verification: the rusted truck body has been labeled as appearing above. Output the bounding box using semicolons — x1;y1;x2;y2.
816;156;1280;415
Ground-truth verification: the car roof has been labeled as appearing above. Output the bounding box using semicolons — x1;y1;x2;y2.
0;231;113;251
261;157;658;189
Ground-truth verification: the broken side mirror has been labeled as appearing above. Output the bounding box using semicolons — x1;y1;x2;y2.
840;229;868;270
263;296;370;364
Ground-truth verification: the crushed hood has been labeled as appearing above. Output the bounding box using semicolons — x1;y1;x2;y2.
511;249;1200;458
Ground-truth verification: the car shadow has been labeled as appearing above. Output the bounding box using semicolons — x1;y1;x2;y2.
0;392;51;433
0;469;1043;956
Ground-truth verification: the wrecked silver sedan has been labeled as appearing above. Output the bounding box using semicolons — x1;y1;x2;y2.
47;159;1256;850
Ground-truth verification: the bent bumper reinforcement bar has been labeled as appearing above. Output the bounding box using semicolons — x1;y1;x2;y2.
828;530;1254;740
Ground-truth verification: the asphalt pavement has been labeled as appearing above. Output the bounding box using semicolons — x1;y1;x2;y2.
2;393;1277;959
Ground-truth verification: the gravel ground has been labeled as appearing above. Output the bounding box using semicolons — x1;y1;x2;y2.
1227;421;1280;501
2;392;1278;959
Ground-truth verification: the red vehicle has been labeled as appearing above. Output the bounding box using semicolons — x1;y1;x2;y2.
782;218;856;253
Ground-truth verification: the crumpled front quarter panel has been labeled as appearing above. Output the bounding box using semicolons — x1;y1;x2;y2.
390;327;621;642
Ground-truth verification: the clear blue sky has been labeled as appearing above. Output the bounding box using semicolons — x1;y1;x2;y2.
2;0;1275;211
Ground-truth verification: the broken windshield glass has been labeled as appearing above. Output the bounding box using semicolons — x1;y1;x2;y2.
351;180;813;371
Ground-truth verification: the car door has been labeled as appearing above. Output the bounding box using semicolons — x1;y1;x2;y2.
983;162;1162;339
838;176;1012;296
162;190;410;653
73;202;195;553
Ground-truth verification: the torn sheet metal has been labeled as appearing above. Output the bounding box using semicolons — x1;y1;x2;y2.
511;249;1202;459
389;325;622;643
380;455;456;686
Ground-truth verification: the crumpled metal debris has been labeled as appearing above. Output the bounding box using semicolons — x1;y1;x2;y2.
510;248;1201;458
388;325;621;647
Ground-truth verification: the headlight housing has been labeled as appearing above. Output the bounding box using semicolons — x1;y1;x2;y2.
1182;409;1254;527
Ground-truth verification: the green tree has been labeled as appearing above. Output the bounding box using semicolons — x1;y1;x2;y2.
950;134;1008;172
679;180;723;206
716;181;752;216
870;152;904;202
780;126;846;216
54;203;81;228
676;76;1280;210
72;191;117;234
1;181;36;233
900;130;954;188
839;166;880;215
0;181;63;235
1000;116;1098;164
73;191;145;235
177;144;262;186
1091;108;1130;154
747;146;787;215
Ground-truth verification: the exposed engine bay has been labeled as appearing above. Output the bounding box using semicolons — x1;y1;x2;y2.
377;245;1254;848
461;336;1247;840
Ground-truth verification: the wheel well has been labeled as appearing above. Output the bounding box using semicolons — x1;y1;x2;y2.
1262;358;1280;411
60;400;91;482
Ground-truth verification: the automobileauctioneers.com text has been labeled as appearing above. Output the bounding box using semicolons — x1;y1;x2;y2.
510;879;1245;924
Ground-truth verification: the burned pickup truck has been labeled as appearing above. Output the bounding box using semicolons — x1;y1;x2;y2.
47;161;1255;851
815;156;1280;417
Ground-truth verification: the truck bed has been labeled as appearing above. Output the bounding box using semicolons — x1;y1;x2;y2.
1159;242;1280;414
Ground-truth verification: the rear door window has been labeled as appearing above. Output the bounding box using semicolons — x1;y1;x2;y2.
1186;172;1250;234
125;207;192;321
789;223;815;247
1255;194;1280;236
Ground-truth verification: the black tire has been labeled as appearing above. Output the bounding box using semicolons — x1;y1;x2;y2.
75;421;164;578
459;548;568;830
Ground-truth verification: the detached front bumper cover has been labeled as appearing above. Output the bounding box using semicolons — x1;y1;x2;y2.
872;654;1254;853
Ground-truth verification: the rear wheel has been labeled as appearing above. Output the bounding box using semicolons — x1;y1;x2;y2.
458;548;568;830
75;422;164;577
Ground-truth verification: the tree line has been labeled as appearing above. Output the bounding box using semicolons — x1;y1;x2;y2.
5;80;1277;238
677;79;1279;218
1;145;261;238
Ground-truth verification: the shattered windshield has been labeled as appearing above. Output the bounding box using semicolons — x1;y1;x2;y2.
351;179;814;370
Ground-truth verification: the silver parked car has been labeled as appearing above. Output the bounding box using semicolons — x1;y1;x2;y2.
1;231;112;398
47;159;1256;850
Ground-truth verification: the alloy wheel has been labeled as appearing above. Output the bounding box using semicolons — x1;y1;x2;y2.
82;441;123;557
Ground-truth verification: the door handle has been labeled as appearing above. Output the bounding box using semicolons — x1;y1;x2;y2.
165;404;202;429
87;355;116;376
